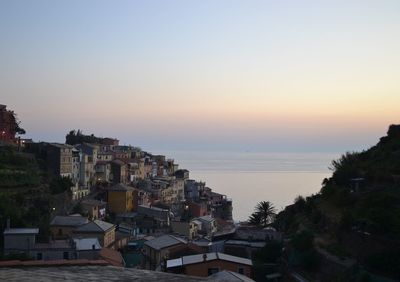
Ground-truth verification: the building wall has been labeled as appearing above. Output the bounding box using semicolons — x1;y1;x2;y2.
95;163;111;182
188;202;209;218
184;260;252;278
111;162;128;184
108;190;134;214
79;154;95;188
171;221;197;240
144;245;183;270
4;234;36;251
50;226;77;240
74;229;115;248
46;144;73;177
30;248;76;260
137;205;170;225
72;153;80;184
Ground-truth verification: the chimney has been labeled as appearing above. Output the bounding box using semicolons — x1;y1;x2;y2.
92;244;96;250
203;253;207;262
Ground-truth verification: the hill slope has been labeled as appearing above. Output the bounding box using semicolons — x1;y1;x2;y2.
275;124;400;280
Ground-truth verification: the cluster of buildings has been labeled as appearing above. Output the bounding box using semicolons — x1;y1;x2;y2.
3;218;124;267
2;128;282;280
24;137;233;227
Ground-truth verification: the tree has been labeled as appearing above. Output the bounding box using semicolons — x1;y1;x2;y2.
249;211;262;226
249;201;276;227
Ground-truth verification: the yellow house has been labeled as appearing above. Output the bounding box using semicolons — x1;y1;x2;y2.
107;183;136;214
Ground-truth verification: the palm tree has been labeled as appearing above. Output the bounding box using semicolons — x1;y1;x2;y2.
249;211;262;226
251;201;276;227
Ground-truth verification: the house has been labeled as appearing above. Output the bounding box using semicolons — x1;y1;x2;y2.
3;227;76;261
224;240;267;259
73;238;102;260
107;183;136;214
97;151;114;162
46;143;73;178
50;215;88;240
111;159;128;184
113;230;131;251
3;228;39;254
166;252;252;278
169;179;185;203
174;169;189;180
164;159;177;176
101;137;119;146
95;161;112;183
71;148;80;181
137;205;171;226
76;143;100;189
30;240;76;261
187;200;209;218
185;180;205;200
143;235;187;270
234;226;282;242
171;220;198;240
115;212;169;236
73;220;116;248
208;191;233;220
70;148;82;200
126;159;145;181
193;216;217;236
81;199;107;220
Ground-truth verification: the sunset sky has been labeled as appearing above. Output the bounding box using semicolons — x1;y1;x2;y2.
1;1;399;152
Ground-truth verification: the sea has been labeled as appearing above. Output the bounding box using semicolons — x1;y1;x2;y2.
151;150;340;221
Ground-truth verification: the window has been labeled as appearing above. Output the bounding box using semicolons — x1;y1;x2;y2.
37;253;43;260
238;268;245;275
63;252;69;259
208;268;219;276
58;228;62;235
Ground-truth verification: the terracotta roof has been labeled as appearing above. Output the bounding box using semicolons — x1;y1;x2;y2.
0;259;109;267
0;265;207;281
99;248;124;267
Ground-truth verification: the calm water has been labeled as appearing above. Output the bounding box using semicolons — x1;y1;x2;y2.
153;151;340;221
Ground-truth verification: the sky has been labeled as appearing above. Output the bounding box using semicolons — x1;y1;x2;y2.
1;0;399;153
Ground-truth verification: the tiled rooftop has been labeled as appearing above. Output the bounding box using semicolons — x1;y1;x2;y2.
167;252;253;268
50;215;88;227
0;266;207;281
3;228;39;235
75;220;115;233
144;235;187;250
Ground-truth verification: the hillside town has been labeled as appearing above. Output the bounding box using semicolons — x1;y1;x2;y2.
0;104;283;281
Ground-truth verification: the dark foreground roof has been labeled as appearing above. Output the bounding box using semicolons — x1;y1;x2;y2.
0;266;207;282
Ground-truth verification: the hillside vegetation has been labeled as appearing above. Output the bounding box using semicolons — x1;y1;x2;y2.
0;145;72;247
275;125;400;280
